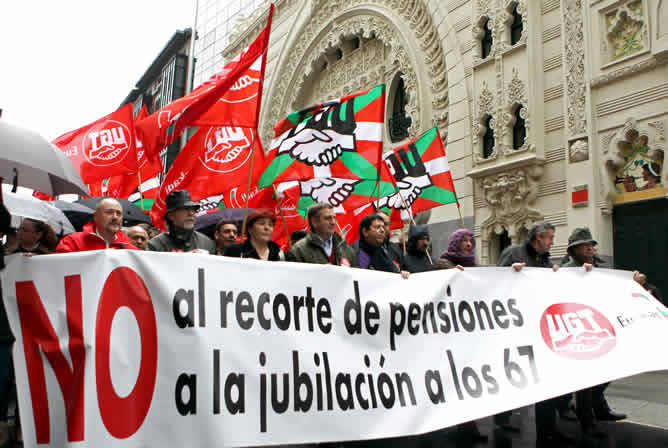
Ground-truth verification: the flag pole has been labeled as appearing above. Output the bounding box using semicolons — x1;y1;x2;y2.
180;0;199;152
137;169;145;211
272;185;291;248
240;129;259;240
396;190;432;265
456;201;465;228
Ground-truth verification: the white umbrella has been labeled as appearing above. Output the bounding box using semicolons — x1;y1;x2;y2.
2;189;76;235
0;121;89;196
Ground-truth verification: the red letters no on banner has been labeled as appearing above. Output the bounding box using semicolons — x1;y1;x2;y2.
15;267;158;443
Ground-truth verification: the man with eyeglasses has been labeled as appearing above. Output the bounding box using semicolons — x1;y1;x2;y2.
147;190;215;254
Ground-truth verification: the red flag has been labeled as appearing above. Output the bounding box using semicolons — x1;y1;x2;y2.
135;4;274;168
52;104;138;184
88;106;161;200
224;182;308;251
149;126;265;229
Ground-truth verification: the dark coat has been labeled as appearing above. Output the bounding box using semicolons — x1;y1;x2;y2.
147;230;216;254
223;240;283;261
357;238;400;273
497;240;552;268
0;203;12;343
286;232;357;267
401;225;432;273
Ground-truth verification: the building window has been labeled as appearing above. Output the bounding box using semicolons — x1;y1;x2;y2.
513;106;526;150
481;19;493;59
510;5;523;45
352;37;360;50
335;48;343;60
389;77;412;143
483;116;495;158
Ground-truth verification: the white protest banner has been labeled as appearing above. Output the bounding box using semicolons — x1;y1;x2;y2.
2;251;668;447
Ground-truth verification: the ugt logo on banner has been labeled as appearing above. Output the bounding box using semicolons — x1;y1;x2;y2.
15;267;158;443
540;302;617;360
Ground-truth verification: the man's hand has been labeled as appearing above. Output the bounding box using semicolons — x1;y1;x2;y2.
300;178;358;207
583;263;593;272
400;270;410;279
552;264;560;272
633;270;647;285
512;262;526;272
455;265;465;271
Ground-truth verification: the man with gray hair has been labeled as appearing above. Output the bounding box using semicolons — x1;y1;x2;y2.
495;222;575;445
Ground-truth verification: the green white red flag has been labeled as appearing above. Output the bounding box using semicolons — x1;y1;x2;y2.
258;85;386;189
379;126;457;221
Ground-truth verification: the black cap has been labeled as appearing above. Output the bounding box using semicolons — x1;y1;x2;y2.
164;190;199;217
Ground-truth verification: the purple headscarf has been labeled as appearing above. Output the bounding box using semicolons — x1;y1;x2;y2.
441;228;476;267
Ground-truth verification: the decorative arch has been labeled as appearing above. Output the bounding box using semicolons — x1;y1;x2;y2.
600;117;666;202
477;166;544;264
260;0;450;149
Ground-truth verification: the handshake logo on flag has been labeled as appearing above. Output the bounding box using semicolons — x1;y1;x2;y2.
277;100;357;166
202;127;252;173
84;121;131;167
380;143;433;210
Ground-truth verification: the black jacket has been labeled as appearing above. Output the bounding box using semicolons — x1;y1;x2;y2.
497;240;552;268
223;240;283;261
1;203;13;343
357;238;400;273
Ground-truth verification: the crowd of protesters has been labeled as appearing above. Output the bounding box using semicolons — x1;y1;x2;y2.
0;190;664;447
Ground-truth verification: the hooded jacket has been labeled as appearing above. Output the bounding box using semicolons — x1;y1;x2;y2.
400;225;432;273
56;222;138;253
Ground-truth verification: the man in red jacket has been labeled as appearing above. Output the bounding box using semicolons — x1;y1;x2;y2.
56;198;137;252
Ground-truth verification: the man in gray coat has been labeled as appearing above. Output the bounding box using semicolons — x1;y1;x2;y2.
496;222;575;445
147;190;216;254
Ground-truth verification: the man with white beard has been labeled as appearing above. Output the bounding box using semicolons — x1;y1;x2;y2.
147;190;215;253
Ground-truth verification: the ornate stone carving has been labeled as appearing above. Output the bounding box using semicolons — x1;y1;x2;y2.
478;166;544;263
604;0;647;61
563;0;587;137
472;0;528;65
258;0;449;149
600;118;666;201
473;82;498;163
569;139;589;163
503;67;533;155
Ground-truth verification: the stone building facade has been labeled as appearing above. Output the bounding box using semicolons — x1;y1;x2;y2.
218;0;668;290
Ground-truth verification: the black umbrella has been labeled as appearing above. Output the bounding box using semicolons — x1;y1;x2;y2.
195;209;251;239
0;121;89;196
53;200;94;231
74;197;151;226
